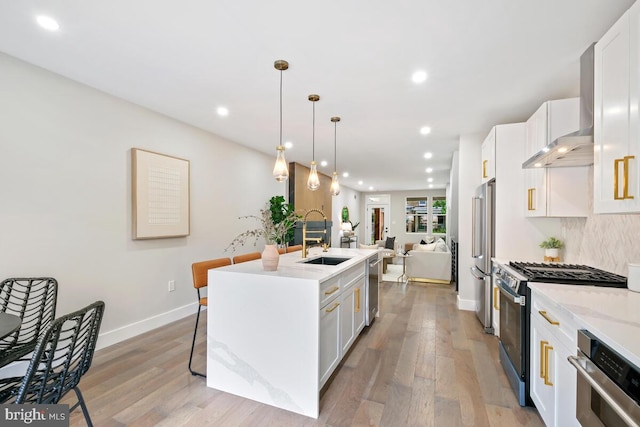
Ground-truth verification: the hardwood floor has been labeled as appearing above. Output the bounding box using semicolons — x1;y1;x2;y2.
64;280;544;426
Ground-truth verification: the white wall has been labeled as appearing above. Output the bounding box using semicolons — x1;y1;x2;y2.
0;53;286;348
456;134;483;310
449;150;460;245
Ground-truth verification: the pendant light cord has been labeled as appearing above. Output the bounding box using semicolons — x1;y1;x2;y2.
312;100;316;161
279;70;283;147
334;121;337;172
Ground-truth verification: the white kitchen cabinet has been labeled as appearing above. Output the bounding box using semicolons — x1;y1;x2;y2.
340;275;366;355
523;98;588;217
319;297;341;388
482;127;496;182
529;290;580;427
594;1;640;213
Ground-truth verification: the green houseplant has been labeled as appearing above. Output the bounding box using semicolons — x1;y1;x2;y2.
540;237;563;260
268;195;300;245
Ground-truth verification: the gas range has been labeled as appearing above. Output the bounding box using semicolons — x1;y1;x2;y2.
495;261;627;295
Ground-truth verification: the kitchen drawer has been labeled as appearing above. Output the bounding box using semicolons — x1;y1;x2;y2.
531;291;580;349
341;264;365;288
320;276;341;307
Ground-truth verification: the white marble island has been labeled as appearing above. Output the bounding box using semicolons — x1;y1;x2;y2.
207;247;379;418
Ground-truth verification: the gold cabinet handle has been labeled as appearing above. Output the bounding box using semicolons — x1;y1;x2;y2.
493;287;499;311
614;156;636;200
355;288;360;313
544;344;554;386
527;188;536;211
483;160;488;178
539;310;559;326
324;286;339;295
540;340;548;378
325;302;339;313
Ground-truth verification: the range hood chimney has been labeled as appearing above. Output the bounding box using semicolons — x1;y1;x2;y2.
522;43;595;169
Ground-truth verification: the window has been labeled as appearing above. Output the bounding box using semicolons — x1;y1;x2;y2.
405;196;446;235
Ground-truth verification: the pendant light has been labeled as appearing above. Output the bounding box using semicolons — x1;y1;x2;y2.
272;60;289;182
330;116;341;196
307;94;321;191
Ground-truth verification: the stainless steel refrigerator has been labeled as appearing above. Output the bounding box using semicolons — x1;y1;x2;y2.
470;180;494;333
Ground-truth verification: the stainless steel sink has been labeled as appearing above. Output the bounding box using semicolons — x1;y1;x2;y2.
301;256;351;266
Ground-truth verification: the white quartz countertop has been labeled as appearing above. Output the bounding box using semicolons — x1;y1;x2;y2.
214;247;379;282
528;282;640;368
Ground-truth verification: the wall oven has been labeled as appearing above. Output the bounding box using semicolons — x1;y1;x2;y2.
569;330;640;427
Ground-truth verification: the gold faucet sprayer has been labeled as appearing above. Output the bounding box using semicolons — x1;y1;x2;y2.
302;209;327;258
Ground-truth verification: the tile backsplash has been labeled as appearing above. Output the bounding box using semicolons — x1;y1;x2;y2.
561;166;640;276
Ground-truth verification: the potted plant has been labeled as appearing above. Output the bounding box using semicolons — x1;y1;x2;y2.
226;199;300;270
268;195;300;246
540;237;564;260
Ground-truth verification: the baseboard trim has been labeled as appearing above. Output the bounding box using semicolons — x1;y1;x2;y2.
96;302;200;351
457;296;476;311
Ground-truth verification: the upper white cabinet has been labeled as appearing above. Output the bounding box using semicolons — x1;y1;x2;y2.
524;99;589;217
482;127;496;182
594;1;640;213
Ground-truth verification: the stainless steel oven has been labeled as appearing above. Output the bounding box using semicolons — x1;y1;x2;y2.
569;330;640;427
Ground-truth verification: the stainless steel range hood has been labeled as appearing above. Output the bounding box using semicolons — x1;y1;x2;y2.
522;43;595;168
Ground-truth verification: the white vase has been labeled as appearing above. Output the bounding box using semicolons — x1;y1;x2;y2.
262;244;280;271
545;248;559;259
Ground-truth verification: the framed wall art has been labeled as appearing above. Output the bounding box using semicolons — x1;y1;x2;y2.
131;148;190;239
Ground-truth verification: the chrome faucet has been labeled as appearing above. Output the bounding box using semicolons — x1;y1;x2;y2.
302;209;328;258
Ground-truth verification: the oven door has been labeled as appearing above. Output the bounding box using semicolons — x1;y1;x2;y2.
569;353;640;427
498;281;526;377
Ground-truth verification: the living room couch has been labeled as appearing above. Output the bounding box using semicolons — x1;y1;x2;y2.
405;239;452;284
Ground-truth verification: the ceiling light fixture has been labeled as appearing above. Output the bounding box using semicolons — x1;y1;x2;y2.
426;167;433;173
424;152;433;159
420;126;431;135
358;181;363;185
429;184;434;188
427;178;434;183
342;172;349;178
36;15;60;31
284;141;293;149
412;70;427;84
307;94;321;191
320;160;328;167
272;60;289;182
216;107;229;116
369;186;374;191
330;117;341;196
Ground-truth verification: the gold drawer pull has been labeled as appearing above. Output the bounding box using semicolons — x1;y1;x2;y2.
527;188;536;211
325;302;339;313
483;160;488;178
540;340;548;378
493;287;499;311
324;286;339;295
355;288;361;313
539;310;559;326
614;156;636;200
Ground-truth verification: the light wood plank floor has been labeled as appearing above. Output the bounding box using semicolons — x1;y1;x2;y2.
64;280;544;426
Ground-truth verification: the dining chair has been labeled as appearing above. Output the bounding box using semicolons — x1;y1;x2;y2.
0;278;58;367
287;245;303;253
190;257;231;377
232;252;261;264
0;300;105;427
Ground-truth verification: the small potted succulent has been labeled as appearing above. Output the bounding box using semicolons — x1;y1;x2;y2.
540;237;564;260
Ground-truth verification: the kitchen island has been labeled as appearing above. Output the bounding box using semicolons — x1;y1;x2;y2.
207;247;379;418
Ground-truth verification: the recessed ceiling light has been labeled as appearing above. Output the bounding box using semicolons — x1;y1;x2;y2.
424;152;433;159
284;141;293;149
429;184;434;188
420;126;431;135
36;15;60;31
358;181;363;185
412;70;428;84
427;178;434;183
320;160;328;167
342;172;349;178
216;107;229;117
369;186;374;191
426;167;433;173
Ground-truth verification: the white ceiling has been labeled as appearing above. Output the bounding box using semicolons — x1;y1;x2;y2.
0;0;634;191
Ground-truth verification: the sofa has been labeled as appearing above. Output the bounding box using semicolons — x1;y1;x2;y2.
405;238;452;284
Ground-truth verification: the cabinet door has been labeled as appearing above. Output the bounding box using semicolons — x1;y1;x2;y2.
530;314;555;426
340;286;355;354
525;103;548;158
594;7;640;213
482;127;496;182
354;278;366;334
319;300;341;387
524;168;547;217
554;338;580;427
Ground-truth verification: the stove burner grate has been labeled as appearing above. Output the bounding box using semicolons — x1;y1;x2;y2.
508;262;627;288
